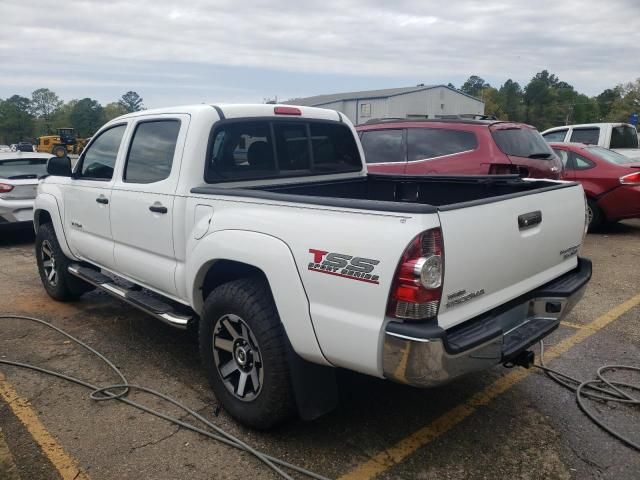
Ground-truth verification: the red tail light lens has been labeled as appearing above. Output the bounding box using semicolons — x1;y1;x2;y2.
620;172;640;185
388;228;444;321
274;106;302;116
0;183;14;193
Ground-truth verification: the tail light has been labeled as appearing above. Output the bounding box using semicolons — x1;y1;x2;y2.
620;172;640;185
0;183;14;193
387;228;444;321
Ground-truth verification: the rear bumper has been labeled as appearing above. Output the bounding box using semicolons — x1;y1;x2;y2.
382;257;591;387
0;198;35;224
597;185;640;221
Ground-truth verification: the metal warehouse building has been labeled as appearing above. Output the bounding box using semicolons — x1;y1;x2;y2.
286;84;484;125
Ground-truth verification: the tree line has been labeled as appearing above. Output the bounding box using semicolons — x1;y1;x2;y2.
1;71;639;144
453;71;640;130
0;90;144;144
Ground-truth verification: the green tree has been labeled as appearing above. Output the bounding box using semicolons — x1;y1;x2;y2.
104;102;128;121
605;79;640;123
480;86;505;119
0;95;34;143
70;98;105;137
596;88;621;120
497;79;524;121
118;91;144;113
460;76;489;98
30;88;63;134
50;99;77;131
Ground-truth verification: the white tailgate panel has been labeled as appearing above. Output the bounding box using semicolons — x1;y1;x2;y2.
437;184;585;330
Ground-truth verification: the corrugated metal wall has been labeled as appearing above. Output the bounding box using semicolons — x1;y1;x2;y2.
313;87;484;124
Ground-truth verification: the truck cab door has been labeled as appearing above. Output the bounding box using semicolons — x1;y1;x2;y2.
110;115;189;297
65;123;128;269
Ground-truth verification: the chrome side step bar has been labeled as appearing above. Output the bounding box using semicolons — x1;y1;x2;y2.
67;264;192;330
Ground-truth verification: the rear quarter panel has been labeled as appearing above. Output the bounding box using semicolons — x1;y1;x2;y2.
183;193;440;377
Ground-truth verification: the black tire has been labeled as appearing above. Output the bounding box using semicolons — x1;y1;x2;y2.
587;198;604;231
35;223;93;301
199;277;295;429
52;145;67;158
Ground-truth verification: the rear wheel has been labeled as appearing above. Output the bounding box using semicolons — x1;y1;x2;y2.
199;277;295;429
36;223;93;300
586;198;604;231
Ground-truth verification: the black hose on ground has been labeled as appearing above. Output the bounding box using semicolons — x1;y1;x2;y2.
0;315;332;480
535;340;640;452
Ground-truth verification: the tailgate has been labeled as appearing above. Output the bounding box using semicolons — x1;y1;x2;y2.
437;182;585;329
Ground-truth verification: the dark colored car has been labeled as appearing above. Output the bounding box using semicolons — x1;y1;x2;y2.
356;119;563;179
550;142;640;229
16;142;34;152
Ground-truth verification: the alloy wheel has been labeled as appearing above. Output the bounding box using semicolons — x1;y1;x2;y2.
41;240;58;286
212;314;263;401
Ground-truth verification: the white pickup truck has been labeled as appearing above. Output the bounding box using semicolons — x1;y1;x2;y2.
542;122;640;160
34;104;592;429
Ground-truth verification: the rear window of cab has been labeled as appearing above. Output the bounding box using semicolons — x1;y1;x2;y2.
205;119;362;182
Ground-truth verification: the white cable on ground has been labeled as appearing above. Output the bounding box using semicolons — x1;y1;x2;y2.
0;314;332;480
535;340;640;451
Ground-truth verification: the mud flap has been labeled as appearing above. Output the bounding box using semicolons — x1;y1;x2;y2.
285;339;338;421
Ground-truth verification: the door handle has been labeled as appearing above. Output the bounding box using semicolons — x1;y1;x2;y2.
149;204;168;214
96;197;109;204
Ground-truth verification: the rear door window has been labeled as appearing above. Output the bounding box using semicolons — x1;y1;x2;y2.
570;127;600;144
407;128;477;161
206;120;361;182
124;120;180;183
542;130;568;142
610;125;639;149
359;129;404;164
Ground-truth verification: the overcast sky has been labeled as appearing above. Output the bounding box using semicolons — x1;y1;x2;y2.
1;0;639;108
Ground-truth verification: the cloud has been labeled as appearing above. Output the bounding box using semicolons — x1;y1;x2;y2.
1;0;638;105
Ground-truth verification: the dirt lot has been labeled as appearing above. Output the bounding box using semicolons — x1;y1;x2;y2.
1;220;639;480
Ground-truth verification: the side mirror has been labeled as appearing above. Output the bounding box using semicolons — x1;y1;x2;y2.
47;156;72;177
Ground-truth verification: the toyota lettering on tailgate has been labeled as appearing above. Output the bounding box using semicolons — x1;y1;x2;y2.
308;249;380;284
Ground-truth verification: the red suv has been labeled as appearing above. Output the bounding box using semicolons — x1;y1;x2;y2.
356;119;562;179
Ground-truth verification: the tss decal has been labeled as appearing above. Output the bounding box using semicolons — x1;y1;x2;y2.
308;249;380;284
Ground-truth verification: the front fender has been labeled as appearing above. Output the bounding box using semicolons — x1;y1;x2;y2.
186;229;330;366
33;193;77;260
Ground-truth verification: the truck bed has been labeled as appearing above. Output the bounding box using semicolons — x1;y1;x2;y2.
192;174;573;213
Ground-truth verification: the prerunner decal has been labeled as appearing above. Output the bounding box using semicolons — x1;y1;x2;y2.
308;249;380;284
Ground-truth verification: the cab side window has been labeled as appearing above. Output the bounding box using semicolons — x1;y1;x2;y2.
124;120;180;183
79;125;126;180
543;130;568;142
570;128;599;145
360;129;404;164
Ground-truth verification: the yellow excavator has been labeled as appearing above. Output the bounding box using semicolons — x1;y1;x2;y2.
36;128;89;157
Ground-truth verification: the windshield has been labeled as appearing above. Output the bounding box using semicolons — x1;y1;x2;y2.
610;125;639;149
0;157;50;178
491;127;554;158
585;146;638;165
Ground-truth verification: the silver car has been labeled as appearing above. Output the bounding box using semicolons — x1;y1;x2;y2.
0;152;53;228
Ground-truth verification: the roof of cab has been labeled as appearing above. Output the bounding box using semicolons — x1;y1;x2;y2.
115;103;344;123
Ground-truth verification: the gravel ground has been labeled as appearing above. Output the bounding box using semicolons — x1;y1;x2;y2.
0;220;638;480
